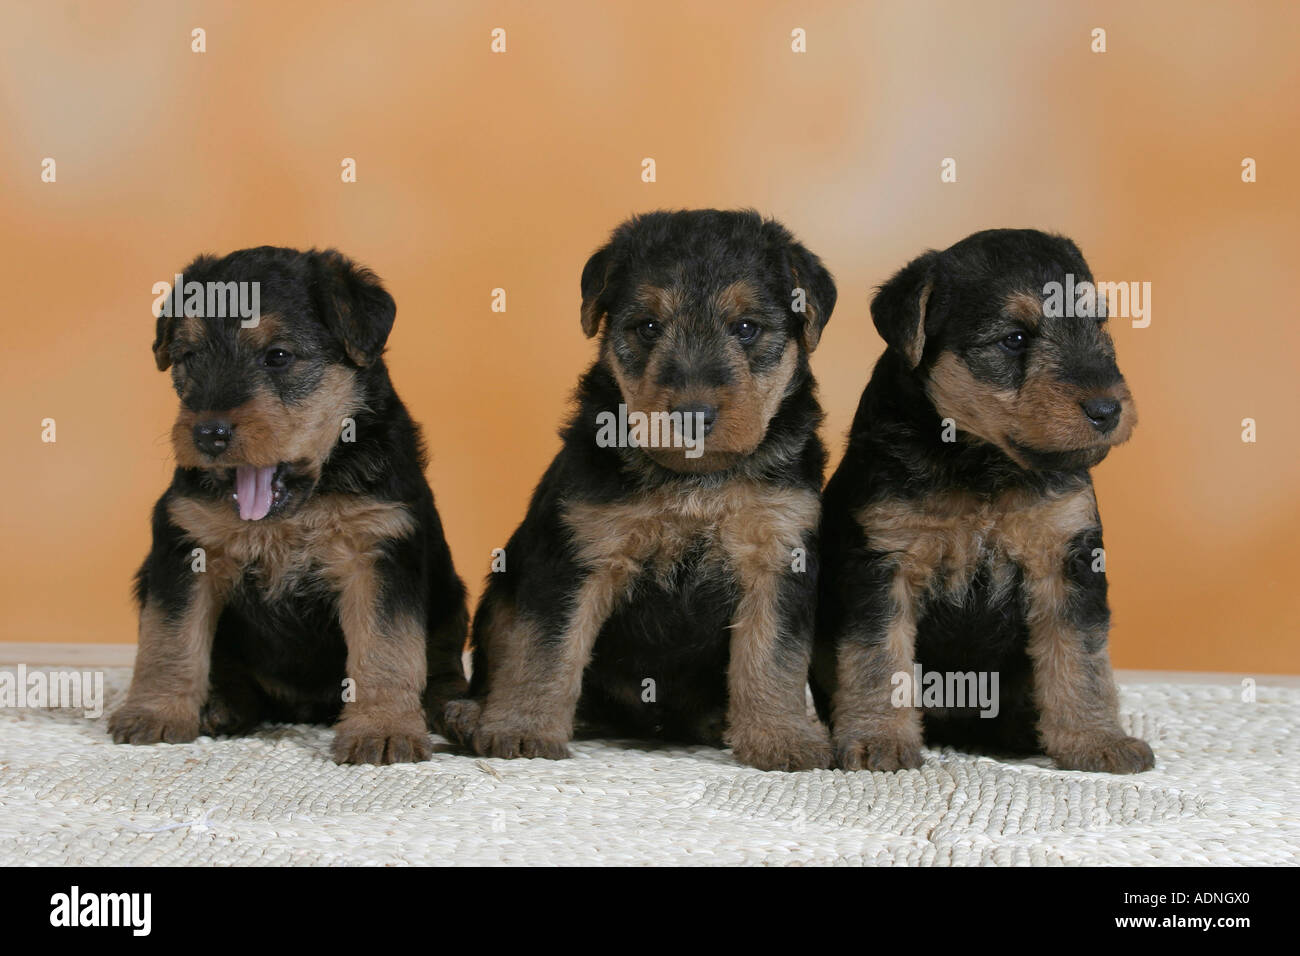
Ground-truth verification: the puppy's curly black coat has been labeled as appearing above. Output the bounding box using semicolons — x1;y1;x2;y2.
109;247;468;765
447;210;838;771
813;229;1154;774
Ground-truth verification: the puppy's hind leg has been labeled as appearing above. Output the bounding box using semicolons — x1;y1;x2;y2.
423;596;471;738
198;630;268;737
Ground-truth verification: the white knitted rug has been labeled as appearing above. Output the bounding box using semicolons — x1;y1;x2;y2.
1;668;1296;865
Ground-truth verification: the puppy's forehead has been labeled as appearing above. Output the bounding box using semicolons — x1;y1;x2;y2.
951;254;1089;317
623;224;767;275
967;286;1101;336
185;257;315;310
1000;286;1108;325
947;229;1086;270
630;274;767;320
612;215;777;314
175;310;314;348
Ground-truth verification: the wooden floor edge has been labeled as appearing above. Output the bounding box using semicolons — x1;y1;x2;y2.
0;643;137;667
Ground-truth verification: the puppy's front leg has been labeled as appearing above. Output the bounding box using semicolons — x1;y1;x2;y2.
1027;528;1154;773
467;573;618;760
722;494;832;771
829;563;925;772
328;547;433;765
111;510;224;745
725;572;832;772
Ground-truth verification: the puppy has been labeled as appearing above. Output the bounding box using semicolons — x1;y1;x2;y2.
813;229;1154;773
446;209;837;770
109;247;469;764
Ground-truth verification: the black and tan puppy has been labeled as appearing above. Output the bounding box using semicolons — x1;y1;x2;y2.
109;246;468;764
446;209;836;770
813;229;1154;773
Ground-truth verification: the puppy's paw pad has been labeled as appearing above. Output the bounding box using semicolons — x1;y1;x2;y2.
1054;735;1154;774
731;719;833;772
835;735;924;772
108;705;200;746
472;723;570;760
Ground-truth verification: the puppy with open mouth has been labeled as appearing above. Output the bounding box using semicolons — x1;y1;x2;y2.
109;247;469;764
813;229;1154;774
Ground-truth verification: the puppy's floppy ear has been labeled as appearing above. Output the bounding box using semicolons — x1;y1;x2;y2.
580;244;615;338
152;313;174;371
765;222;836;351
872;250;940;367
310;249;396;366
152;253;216;371
785;242;837;351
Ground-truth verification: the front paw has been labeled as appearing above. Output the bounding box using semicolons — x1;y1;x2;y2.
1052;734;1154;774
332;713;432;765
108;702;200;745
471;716;571;760
833;732;924;772
729;716;832;771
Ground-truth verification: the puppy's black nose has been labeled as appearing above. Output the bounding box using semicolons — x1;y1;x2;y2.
675;403;718;436
1081;398;1121;433
193;420;233;456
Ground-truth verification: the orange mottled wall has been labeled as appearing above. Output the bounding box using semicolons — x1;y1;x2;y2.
1;1;1297;672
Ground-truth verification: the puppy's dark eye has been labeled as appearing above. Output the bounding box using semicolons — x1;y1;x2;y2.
999;331;1028;354
636;321;662;344
262;348;294;369
732;320;761;345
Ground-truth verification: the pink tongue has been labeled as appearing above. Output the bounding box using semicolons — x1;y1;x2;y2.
236;465;276;520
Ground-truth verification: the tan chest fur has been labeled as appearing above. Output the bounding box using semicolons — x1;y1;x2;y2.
166;494;415;599
562;482;820;591
855;486;1098;603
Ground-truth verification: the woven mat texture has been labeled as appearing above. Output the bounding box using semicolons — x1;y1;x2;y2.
1;669;1296;865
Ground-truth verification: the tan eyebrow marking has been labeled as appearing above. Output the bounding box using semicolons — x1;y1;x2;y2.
1004;290;1043;328
634;282;684;320
713;279;761;319
240;312;283;349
